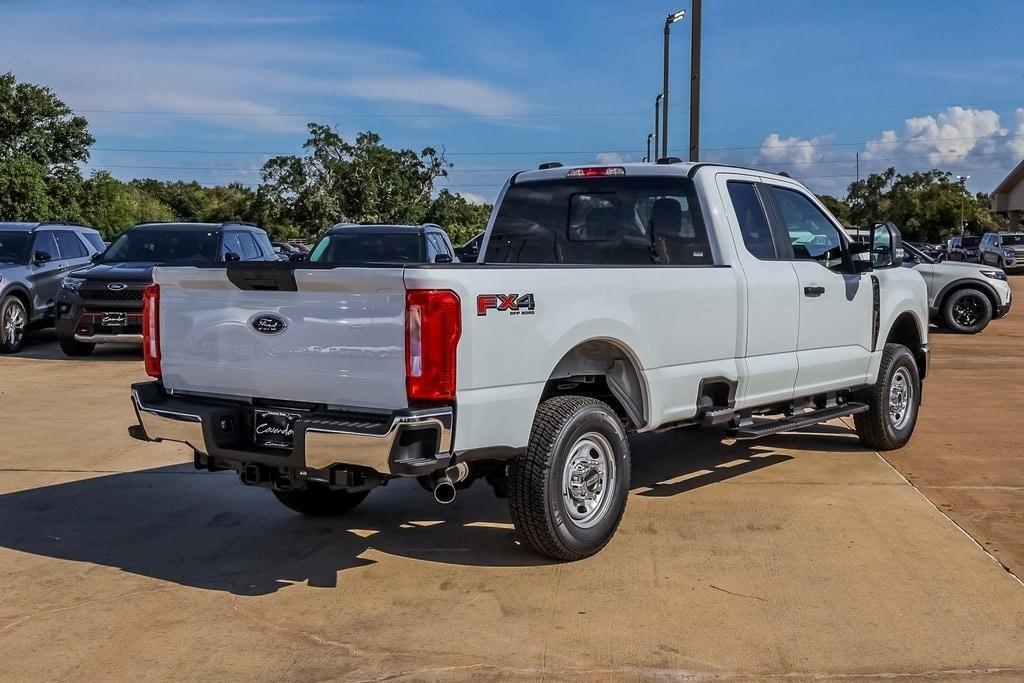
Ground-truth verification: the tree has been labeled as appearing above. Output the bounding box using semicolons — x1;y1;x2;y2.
80;171;174;238
846;167;998;242
0;72;92;219
816;194;851;226
424;189;492;245
259;125;450;235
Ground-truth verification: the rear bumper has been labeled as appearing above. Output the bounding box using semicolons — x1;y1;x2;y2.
130;382;454;480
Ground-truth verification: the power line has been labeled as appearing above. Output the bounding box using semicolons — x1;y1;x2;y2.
90;133;1024;158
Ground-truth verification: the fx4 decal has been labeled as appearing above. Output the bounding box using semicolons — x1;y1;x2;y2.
477;293;536;316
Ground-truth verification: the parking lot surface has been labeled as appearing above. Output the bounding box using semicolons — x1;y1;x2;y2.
2;309;1023;679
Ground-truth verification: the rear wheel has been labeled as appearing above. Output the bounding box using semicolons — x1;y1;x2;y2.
853;343;920;451
942;288;992;334
508;395;631;561
272;484;369;516
58;334;95;356
0;295;28;354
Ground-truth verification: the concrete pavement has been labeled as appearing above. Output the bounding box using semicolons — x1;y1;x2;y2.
0;330;1022;680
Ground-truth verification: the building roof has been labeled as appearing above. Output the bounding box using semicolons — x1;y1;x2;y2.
992;158;1024;196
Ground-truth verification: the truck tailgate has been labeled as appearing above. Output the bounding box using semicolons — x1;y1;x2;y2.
155;265;408;410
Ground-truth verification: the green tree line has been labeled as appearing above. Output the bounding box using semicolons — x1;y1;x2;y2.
0;73;491;244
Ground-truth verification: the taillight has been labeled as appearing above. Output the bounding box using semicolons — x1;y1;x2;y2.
405;289;461;402
566;166;626;178
142;284;161;379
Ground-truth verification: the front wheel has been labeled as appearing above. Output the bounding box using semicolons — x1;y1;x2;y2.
272;485;369;516
507;395;631;561
853;343;921;451
0;295;28;354
942;288;992;334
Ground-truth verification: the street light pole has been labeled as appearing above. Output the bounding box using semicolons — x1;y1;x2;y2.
646;133;653;163
688;0;702;162
662;10;685;159
653;94;662;160
957;175;971;236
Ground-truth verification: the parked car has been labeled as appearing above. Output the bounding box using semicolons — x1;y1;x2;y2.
907;241;945;261
0;221;104;353
271;241;306;261
55;222;276;356
454;232;484;262
130;162;928;561
901;240;1010;334
946;235;981;262
307;223;459;264
979;232;1024;273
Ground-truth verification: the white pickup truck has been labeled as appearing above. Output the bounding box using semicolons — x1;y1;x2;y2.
131;161;929;560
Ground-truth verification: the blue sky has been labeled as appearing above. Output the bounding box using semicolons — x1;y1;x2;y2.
2;0;1022;201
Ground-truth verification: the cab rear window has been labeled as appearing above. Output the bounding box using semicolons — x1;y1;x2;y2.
484;177;712;265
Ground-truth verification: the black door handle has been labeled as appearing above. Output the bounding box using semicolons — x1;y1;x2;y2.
804;286;825;297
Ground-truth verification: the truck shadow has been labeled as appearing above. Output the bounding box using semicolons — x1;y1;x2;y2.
14;329;140;361
0;424;860;595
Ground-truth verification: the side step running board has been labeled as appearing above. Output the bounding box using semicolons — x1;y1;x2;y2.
729;403;869;440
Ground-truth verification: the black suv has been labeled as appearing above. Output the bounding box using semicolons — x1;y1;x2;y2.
55;222;276;356
0;222;104;353
946;235;981;262
308;223;459;264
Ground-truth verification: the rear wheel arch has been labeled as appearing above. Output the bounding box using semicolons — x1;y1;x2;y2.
544;338;648;430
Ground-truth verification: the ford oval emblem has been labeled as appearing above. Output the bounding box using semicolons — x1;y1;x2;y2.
107;282;127;291
250;313;288;336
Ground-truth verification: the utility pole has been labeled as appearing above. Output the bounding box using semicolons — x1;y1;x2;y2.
688;0;702;162
957;175;971;236
856;152;860;183
653;94;662;159
662;10;685;159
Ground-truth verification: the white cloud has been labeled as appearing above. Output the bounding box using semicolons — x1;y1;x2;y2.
756;133;832;166
335;75;529;118
862;106;1005;165
596;152;626;164
1009;109;1024;157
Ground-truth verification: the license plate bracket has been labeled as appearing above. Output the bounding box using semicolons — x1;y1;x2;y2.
253;409;303;450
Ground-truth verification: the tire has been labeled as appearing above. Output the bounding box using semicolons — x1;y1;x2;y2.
58;334;95;356
507;395;631;561
942;288;992;334
853;343;921;451
272;484;369;517
0;295;28;354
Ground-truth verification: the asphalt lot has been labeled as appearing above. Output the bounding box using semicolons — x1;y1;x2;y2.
1;293;1023;680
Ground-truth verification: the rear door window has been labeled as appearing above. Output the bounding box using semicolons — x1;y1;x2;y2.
485;176;712;265
55;230;88;259
727;181;776;259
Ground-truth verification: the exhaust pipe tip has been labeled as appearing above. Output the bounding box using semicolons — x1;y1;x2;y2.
433;477;457;504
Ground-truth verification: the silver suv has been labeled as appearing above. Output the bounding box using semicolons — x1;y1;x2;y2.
0;222;104;353
902;242;1011;334
979;232;1024;273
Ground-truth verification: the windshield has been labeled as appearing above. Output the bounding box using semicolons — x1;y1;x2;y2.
1001;234;1024;246
961;236;980;248
0;232;30;264
102;229;220;264
309;233;424;264
902;242;935;264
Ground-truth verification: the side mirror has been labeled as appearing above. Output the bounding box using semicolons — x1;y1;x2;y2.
224;251;241;262
33;250;52;265
870;222;903;268
288;253;306;262
433;253;453;264
90;252;103;263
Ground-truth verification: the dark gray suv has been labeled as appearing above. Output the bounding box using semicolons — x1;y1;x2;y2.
0;222;104;353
